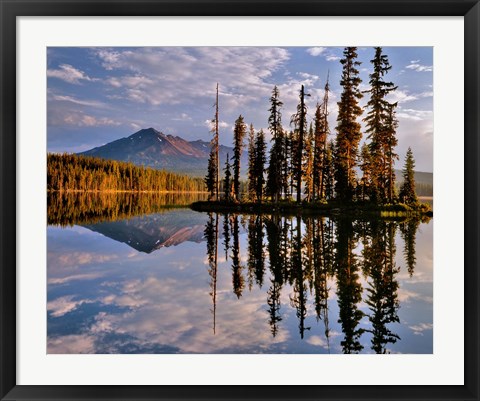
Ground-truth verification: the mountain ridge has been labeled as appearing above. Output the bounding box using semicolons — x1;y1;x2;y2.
79;128;242;177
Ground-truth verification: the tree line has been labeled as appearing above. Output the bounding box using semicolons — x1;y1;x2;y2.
48;153;205;193
204;212;422;353
205;47;420;206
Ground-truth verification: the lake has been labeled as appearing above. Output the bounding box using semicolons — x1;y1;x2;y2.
47;192;433;354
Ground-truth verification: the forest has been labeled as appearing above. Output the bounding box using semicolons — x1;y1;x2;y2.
204;47;429;211
47;153;205;193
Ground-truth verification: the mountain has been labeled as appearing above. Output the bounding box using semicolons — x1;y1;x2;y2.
79;128;245;177
82;210;208;253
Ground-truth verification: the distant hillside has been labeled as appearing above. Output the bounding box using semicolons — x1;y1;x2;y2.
79;128;245;177
395;169;433;186
395;169;433;196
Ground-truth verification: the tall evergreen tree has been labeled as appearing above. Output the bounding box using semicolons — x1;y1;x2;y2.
254;129;267;203
291;85;310;203
323;141;335;200
363;47;398;203
384;104;399;202
359;143;373;202
232;115;247;201
205;148;217;200
223;153;233;201
205;83;220;200
399;147;418;205
247;124;257;201
304;123;314;202
266;86;284;202
313;76;330;200
335;47;363;202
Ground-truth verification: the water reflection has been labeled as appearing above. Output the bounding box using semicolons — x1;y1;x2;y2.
47;206;432;354
47;191;208;226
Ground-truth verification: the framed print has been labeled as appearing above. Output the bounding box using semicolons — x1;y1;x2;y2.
1;0;478;400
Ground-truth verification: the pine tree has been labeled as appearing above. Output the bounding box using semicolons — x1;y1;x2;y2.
254;129;267;203
205;148;217;200
313;76;330;201
363;47;398;203
304;123;314;202
247;124;257;201
399;147;418;205
232;115;247;201
335;47;363;202
266;86;284;202
224;153;233;201
385;104;399;202
359;143;373;202
323;141;335;200
205;83;220;200
291;85;310;203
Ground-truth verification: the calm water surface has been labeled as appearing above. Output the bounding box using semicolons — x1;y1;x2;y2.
47;193;433;354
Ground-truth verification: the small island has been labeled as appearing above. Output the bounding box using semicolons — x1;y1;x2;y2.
193;48;432;219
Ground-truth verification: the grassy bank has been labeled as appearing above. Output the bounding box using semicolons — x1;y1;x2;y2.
190;200;433;219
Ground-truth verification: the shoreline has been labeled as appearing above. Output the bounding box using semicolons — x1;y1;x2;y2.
190;200;433;219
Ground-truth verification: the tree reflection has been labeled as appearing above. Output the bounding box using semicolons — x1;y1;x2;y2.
289;216;311;339
202;212;426;353
231;215;245;298
247;215;265;289
204;212;219;334
400;218;419;277
48;191;208;226
335;218;365;353
363;220;400;353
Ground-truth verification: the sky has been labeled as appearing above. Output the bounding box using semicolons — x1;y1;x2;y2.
47;46;433;172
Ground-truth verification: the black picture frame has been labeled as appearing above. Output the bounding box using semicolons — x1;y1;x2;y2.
1;1;478;400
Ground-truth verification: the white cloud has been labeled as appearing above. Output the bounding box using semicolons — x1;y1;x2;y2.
397;108;433;121
48;334;95;354
204;119;229;130
409;322;433;336
307;47;326;56
63;114;121;127
387;89;433;104
47;295;91;317
48;272;104;285
406;62;433;72
326;55;341;62
47;64;97;84
172;113;192;121
51;94;107;108
306;335;328;347
94;47;290;107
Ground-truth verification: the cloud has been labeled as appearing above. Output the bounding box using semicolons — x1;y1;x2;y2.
306;47;340;62
51;94;107;108
326;55;341;62
172;113;192;121
48;334;96;354
94;47;290;107
409;322;433;336
396;108;433;121
406;62;433;72
49;251;119;268
387;89;433;104
59;112;121;127
48;295;91;317
48;272;104;285
204;119;230;130
47;64;97;84
306;335;328;347
307;47;326;56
